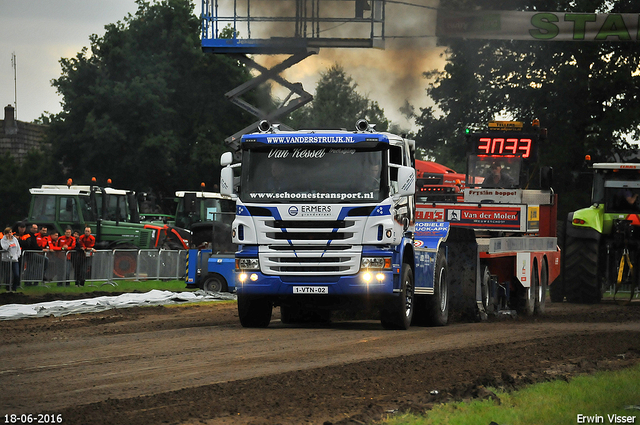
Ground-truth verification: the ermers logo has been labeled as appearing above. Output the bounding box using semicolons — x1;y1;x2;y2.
301;205;331;213
288;206;299;216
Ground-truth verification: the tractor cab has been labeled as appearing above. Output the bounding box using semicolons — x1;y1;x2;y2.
591;164;640;214
174;190;236;251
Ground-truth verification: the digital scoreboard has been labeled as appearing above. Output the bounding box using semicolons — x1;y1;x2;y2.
468;121;542;162
472;136;534;158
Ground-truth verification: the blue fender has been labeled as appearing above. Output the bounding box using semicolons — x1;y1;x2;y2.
412;222;450;293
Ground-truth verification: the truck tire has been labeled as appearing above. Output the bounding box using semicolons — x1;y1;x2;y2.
480;265;495;316
238;295;272;328
426;251;450;326
535;259;548;315
517;262;536;316
202;275;227;293
380;263;414;330
563;234;602;303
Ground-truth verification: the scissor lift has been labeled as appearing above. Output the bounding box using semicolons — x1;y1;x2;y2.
201;0;386;150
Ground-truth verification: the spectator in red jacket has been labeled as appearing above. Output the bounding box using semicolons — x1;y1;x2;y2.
58;228;76;253
43;231;61;251
78;227;96;252
75;226;96;286
57;228;76;283
42;230;62;283
35;225;52;250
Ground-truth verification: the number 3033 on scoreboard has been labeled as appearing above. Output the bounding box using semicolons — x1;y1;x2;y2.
475;137;532;158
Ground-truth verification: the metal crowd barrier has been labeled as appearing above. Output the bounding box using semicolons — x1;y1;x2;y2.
1;260;16;290
18;249;187;287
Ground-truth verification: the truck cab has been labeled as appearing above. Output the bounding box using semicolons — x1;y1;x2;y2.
220;120;429;329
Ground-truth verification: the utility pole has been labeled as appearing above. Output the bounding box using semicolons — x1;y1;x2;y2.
11;52;17;119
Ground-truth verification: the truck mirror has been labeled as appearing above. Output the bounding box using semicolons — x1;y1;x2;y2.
395;166;416;198
221;152;233;167
220;167;236;198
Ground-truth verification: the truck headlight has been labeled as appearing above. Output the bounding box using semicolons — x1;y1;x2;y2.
360;257;392;270
236;258;260;270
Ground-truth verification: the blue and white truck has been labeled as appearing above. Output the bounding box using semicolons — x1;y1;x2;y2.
219;120;481;329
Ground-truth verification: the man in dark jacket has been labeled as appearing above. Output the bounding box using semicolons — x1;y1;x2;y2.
17;222;39;251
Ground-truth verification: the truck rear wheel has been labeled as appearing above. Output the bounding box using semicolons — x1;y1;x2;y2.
564;234;602;303
517;263;536;316
380;263;414;330
480;265;495;316
535;259;548;315
238;295;272;328
413;251;450;327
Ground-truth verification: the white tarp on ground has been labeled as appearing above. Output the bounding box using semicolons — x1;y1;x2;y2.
0;290;237;321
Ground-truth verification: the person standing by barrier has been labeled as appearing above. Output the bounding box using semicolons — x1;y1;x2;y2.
22;223;47;283
24;223;40;250
36;225;53;281
43;230;62;283
58;228;76;283
14;222;34;285
1;227;22;291
76;226;95;286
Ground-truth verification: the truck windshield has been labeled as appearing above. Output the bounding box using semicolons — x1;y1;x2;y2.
240;145;386;203
467;155;522;189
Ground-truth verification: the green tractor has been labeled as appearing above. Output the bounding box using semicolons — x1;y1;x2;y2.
28;184;189;251
558;163;640;303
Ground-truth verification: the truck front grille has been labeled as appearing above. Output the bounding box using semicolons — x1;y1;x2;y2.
255;215;366;275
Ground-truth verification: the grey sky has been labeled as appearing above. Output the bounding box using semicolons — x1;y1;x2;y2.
0;0;139;122
0;0;441;130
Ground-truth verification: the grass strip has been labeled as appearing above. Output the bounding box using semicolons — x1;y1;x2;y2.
383;363;640;425
17;279;192;296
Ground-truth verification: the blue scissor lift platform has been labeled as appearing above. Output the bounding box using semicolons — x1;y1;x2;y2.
201;0;386;149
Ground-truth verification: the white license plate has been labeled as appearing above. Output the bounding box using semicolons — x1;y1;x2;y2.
293;286;328;294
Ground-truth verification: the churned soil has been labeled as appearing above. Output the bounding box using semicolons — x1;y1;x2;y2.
1;292;639;425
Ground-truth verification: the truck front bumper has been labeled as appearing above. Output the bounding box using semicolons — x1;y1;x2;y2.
235;270;398;296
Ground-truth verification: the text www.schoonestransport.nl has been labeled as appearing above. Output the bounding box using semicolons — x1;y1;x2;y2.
249;192;375;200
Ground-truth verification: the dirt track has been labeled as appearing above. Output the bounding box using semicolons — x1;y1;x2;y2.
1;294;639;425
